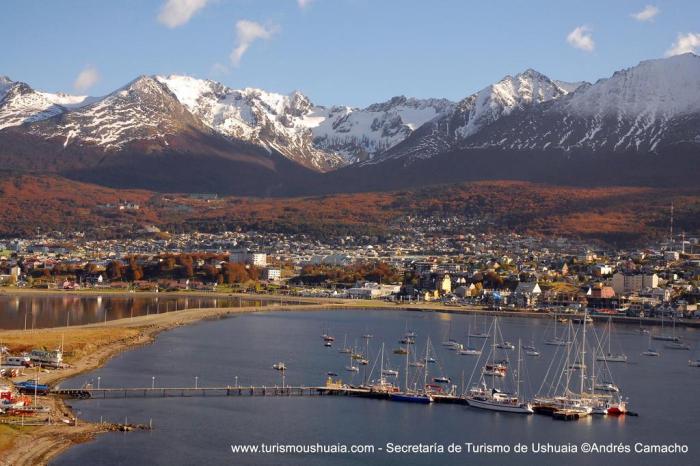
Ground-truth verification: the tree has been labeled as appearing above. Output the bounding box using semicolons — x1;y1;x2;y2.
106;261;123;280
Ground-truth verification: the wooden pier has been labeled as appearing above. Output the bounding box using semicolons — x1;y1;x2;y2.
52;385;344;399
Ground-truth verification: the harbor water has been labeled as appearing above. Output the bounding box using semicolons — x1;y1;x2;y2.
52;309;700;465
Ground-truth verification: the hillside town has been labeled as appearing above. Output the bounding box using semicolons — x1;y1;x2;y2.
1;223;699;320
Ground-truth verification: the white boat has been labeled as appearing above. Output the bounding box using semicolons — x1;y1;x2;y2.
272;362;286;371
596;353;628;363
665;342;691;350
496;341;515;350
466;336;532;414
459;347;481;356
525;349;540;357
688;360;700;367
345;365;359;372
381;369;399;377
324;341;333;347
544;315;570;346
594;382;620;393
483;363;507;377
466;386;533;414
409;361;425;368
641;334;660;356
596;317;627;363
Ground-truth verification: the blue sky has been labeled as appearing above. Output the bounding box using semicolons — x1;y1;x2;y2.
2;0;699;106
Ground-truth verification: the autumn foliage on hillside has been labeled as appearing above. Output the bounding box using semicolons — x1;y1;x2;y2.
0;174;699;245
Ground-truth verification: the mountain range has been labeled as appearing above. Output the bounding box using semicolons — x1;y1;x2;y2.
1;53;699;195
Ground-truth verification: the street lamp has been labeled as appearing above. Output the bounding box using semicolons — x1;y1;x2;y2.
152;376;155;390
97;376;101;389
195;376;198;389
235;376;238;388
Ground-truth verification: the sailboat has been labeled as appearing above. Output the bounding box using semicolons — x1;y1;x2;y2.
466;335;533;414
641;333;660;357
441;320;459;348
468;314;490;339
596;317;627;363
662;317;690;349
338;335;352;354
459;324;482;356
369;344;400;395
532;317;594;417
652;314;680;342
544;314;569;346
389;338;433;403
345;350;359;372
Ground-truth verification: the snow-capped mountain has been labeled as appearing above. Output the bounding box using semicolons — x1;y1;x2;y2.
0;76;96;131
463;53;700;153
27;76;205;151
156;75;453;171
369;69;580;164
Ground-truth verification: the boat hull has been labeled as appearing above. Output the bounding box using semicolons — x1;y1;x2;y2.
467;397;533;414
389;393;433;404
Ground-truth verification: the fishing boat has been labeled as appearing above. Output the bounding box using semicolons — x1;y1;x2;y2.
272;362;286;371
596;317;627;363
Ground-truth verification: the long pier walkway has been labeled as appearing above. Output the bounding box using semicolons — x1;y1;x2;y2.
52;385;355;399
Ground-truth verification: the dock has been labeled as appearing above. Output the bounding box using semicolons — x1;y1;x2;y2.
52;386;340;399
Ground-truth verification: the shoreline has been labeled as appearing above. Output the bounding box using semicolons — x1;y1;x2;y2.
1;295;698;464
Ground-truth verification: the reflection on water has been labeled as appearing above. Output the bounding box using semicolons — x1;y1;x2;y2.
0;294;285;329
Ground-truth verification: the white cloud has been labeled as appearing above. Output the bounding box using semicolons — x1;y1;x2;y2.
210;62;230;76
158;0;210;28
73;66;100;92
230;20;279;66
631;5;659;22
665;32;700;56
297;0;313;8
566;26;595;52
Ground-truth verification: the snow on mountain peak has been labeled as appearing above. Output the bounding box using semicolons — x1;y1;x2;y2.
565;53;700;118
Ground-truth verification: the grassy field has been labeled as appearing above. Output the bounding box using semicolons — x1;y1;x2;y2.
0;327;141;364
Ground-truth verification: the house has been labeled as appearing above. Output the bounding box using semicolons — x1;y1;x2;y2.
347;282;400;299
513;281;541;307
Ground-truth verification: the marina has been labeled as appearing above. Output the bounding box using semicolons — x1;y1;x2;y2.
45;308;700;465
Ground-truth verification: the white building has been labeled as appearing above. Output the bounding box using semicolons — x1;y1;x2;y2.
230;249;267;267
347;282;400;299
264;268;281;281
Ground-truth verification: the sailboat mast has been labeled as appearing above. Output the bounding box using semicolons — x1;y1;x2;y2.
517;338;521;401
423;338;430;392
404;339;409;392
580;311;586;395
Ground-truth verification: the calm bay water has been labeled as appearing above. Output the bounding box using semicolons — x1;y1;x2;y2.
0;294;281;329
52;310;700;466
